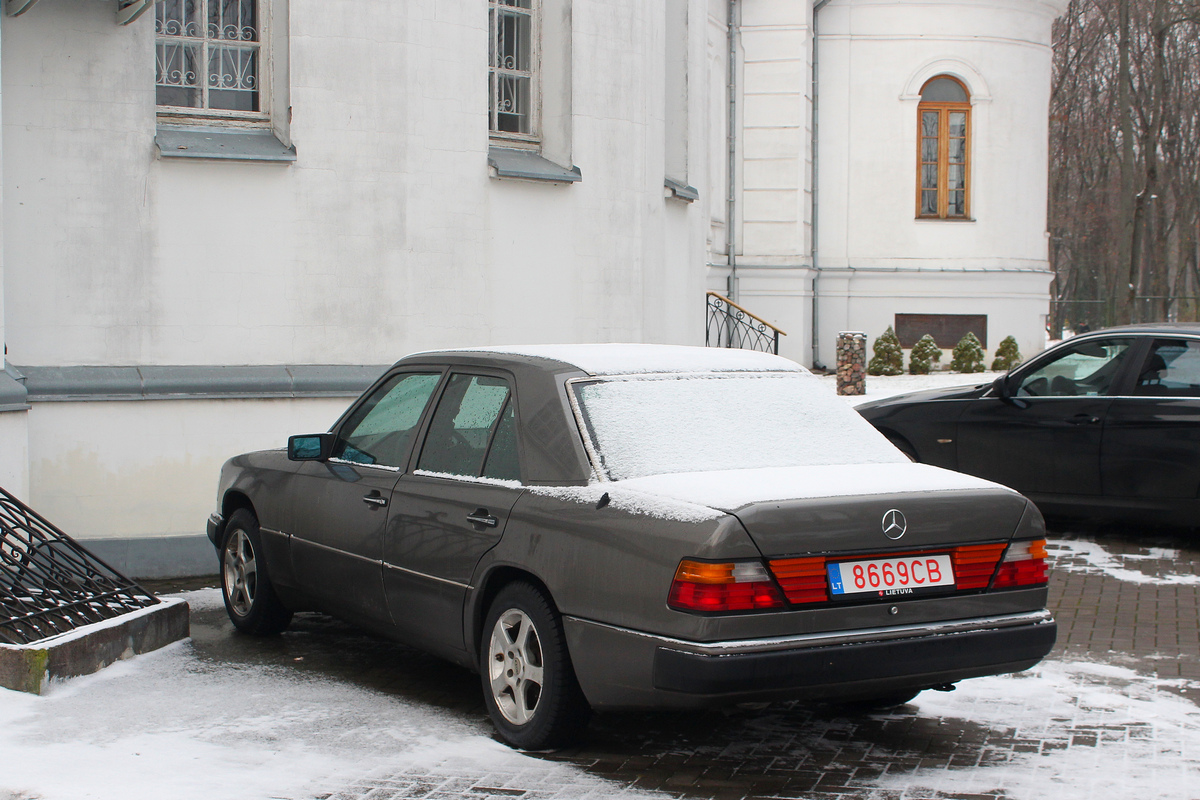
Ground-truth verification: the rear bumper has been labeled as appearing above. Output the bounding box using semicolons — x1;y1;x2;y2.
565;609;1056;709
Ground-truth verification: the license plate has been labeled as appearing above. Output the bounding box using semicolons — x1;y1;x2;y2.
827;554;955;596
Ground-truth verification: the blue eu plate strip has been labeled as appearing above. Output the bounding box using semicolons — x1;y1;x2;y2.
827;563;845;595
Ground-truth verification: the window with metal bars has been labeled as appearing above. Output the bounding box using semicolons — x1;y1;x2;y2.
489;0;539;140
155;0;264;117
916;76;971;220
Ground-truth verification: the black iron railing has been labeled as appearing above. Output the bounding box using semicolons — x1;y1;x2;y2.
0;486;158;645
705;291;786;355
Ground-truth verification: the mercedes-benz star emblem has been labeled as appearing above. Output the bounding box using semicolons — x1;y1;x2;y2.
882;509;907;540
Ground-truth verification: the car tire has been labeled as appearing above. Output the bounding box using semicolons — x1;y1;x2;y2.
481;582;591;750
220;508;293;636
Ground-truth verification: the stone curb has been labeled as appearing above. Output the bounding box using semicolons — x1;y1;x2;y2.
0;597;190;694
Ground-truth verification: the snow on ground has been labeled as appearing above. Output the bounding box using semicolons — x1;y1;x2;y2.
2;590;1198;800
0;590;635;800
885;660;1200;800
1048;539;1200;586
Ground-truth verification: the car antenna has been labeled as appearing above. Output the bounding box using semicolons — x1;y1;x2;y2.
596;492;610;510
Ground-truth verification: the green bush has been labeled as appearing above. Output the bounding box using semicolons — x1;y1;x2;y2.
991;335;1022;371
908;334;943;375
950;332;986;373
867;326;904;376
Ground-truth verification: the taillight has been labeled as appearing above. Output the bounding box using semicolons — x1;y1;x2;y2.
951;543;1007;589
668;559;786;612
993;538;1049;588
768;556;829;604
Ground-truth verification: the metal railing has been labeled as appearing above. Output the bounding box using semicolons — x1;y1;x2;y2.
705;291;787;355
0;486;158;645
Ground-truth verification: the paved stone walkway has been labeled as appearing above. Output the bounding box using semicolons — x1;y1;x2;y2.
167;529;1200;800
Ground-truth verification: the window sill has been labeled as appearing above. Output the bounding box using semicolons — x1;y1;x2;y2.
914;216;976;223
0;364;29;413
155;126;296;163
664;177;698;203
487;147;580;184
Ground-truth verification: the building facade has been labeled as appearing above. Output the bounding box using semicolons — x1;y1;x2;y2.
0;0;1063;575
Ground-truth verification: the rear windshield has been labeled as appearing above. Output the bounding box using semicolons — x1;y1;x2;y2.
572;372;906;480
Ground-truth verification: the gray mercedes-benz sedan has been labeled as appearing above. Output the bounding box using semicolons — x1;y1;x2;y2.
206;344;1056;749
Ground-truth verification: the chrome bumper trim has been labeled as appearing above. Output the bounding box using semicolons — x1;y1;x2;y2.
564;609;1055;656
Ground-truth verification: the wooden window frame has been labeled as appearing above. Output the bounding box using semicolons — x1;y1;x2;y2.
489;0;541;145
155;0;270;126
915;76;971;221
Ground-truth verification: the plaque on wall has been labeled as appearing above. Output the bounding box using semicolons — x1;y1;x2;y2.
895;314;987;349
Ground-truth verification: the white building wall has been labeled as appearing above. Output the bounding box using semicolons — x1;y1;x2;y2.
25;397;349;541
0;0;713;569
813;0;1063;366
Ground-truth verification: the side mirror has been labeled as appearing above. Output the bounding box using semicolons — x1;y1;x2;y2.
993;376;1029;409
288;433;335;461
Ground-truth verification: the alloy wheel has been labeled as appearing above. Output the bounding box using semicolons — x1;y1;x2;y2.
487;608;545;725
223;528;257;617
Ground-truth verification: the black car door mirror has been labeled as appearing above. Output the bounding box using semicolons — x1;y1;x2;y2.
288;433;335;461
993;375;1029;408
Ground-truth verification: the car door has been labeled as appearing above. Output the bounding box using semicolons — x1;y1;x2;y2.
956;337;1138;497
383;371;525;658
287;370;444;623
1102;337;1200;500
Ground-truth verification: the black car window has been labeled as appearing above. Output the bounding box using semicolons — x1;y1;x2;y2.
1015;338;1134;397
418;374;518;479
1135;339;1200;397
332;373;441;467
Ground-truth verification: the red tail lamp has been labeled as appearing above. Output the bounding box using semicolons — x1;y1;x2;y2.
993;539;1049;588
667;559;786;612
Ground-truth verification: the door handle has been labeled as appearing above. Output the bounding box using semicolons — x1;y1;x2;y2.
362;492;388;508
1066;414;1101;425
467;509;499;528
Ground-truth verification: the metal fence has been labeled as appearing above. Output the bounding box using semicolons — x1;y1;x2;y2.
0;486;158;645
705;291;785;355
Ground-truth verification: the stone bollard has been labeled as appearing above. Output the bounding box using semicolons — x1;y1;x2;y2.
836;331;867;396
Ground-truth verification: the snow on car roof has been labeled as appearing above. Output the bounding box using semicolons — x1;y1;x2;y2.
451;343;805;376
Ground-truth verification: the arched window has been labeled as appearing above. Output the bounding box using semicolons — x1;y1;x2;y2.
916;76;971;219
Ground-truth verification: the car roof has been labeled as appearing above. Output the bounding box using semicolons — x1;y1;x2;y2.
1079;322;1200;336
399;343;804;377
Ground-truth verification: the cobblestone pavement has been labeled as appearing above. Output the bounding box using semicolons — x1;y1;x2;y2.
167;528;1200;800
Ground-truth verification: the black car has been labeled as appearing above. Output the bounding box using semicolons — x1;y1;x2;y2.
208;344;1056;749
857;324;1200;528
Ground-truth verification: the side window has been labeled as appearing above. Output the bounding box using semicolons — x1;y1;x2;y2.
488;0;539;140
482;400;520;481
332;373;441;467
1135;340;1200;397
419;375;521;480
156;0;265;116
1016;339;1134;397
917;76;971;220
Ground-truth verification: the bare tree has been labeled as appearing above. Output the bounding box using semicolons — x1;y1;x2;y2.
1050;0;1200;331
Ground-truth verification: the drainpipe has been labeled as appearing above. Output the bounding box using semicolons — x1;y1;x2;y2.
726;0;740;302
810;0;833;370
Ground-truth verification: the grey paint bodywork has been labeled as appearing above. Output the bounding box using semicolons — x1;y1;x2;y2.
209;348;1057;709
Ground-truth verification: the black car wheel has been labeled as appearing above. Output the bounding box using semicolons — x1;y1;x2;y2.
220;508;293;635
481;582;590;749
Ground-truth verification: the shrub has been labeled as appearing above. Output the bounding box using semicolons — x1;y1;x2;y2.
867;326;904;376
908;334;943;375
991;335;1022;371
950;332;986;373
